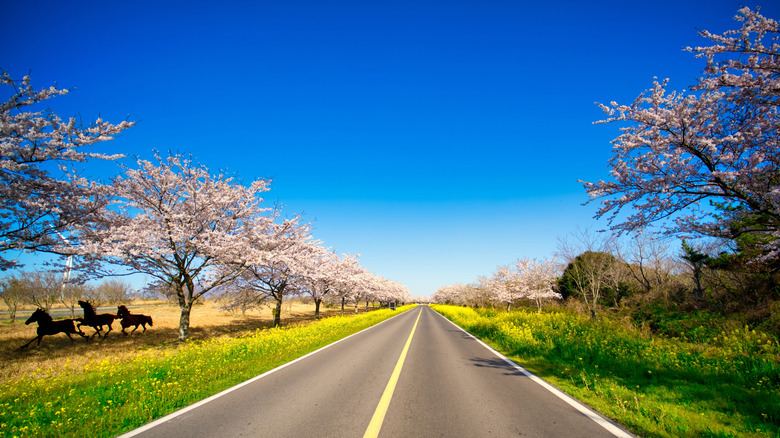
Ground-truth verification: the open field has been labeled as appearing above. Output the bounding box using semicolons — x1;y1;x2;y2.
0;300;350;383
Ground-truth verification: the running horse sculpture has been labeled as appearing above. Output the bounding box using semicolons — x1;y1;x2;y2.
116;305;153;335
20;308;89;349
77;300;117;338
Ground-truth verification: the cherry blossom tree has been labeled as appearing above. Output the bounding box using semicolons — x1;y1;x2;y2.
432;283;469;305
350;269;379;314
358;274;406;312
513;258;562;312
297;246;340;318
488;258;562;312
330;253;364;315
374;277;410;307
229;218;321;327
488;265;524;312
296;250;409;316
84;153;272;341
0;71;134;270
385;279;411;305
432;282;491;307
583;8;780;260
301;278;331;318
328;260;373;314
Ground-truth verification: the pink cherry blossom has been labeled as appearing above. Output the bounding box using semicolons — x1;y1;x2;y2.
583;8;779;260
0;71;134;270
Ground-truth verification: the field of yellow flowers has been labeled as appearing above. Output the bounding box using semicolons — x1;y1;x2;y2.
0;303;413;438
432;305;779;438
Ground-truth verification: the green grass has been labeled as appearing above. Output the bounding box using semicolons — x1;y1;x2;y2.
432;305;780;438
0;305;414;438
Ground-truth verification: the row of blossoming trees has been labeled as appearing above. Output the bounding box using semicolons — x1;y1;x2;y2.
432;258;562;312
436;7;780;320
0;71;409;342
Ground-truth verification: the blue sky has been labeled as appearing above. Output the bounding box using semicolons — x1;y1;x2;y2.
3;0;778;298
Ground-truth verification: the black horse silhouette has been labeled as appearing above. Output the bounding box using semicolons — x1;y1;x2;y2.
20;308;88;349
77;300;117;337
116;305;153;335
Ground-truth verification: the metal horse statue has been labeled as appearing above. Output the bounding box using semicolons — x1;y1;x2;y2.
77;300;117;338
20;308;89;349
116;305;154;335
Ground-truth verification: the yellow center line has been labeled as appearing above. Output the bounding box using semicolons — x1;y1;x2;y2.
363;307;423;438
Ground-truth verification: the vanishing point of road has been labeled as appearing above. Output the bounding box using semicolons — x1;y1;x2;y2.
120;305;633;438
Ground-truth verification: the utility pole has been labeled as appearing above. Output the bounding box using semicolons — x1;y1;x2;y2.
50;226;74;317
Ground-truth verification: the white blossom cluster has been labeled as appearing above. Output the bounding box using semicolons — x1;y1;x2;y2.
432;258;561;311
77;153;409;340
583;7;780;260
0;71;134;269
0;71;409;341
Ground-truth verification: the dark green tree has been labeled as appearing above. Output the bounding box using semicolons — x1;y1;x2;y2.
557;251;616;318
681;240;709;299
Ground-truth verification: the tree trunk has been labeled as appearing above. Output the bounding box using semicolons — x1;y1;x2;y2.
2;297;18;322
314;298;322;319
176;278;198;341
692;266;704;299
506;302;511;313
341;297;345;315
272;296;283;327
178;302;192;341
60;298;75;319
585;284;600;319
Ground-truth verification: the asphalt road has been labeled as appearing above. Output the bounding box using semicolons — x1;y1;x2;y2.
119;306;632;438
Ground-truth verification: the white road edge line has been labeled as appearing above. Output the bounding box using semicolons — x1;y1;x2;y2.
433;309;634;438
117;308;416;438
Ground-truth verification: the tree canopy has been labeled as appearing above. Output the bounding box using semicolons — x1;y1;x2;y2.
0;71;134;270
583;7;779;261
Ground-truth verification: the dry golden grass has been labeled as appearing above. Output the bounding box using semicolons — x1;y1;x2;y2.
0;300;349;383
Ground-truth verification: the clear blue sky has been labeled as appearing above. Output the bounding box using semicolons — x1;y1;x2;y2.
3;0;778;298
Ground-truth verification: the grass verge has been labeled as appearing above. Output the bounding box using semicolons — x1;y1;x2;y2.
432;304;779;438
0;305;414;438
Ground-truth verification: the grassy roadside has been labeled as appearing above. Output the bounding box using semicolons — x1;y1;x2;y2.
432;304;779;438
0;305;415;438
0;301;355;383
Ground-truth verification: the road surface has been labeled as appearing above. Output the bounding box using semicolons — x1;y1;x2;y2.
120;305;632;437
